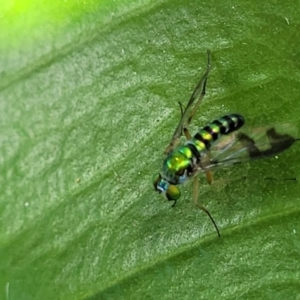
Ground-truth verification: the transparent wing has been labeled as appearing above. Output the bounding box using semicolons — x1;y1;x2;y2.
164;50;212;154
203;124;299;171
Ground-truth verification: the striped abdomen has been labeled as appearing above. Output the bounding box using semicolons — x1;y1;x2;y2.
190;114;245;153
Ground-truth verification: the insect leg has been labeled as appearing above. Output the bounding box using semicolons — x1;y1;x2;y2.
164;51;211;154
183;127;192;140
193;176;220;237
181;52;211;142
186;68;209;127
199;154;213;184
205;171;213;184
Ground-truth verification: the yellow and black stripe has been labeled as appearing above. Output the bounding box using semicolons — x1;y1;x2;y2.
191;114;245;155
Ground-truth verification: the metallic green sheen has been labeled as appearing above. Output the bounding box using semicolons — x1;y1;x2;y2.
167;184;181;200
219;118;230;130
193;139;206;152
210;123;221;134
198;130;213;142
231;115;238;125
178;145;193;159
165;151;190;173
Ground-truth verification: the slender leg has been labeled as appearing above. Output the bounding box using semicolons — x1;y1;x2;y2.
183;127;192;140
205;171;213;184
164;51;211;154
186;75;209;126
193;176;220;237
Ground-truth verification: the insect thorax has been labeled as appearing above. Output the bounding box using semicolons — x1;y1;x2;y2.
162;147;191;184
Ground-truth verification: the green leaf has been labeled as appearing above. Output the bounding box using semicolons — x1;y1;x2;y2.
1;0;300;299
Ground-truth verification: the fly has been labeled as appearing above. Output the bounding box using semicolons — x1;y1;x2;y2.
153;51;299;237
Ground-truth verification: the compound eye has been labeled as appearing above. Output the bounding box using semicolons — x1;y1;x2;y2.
152;173;162;191
166;185;181;200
